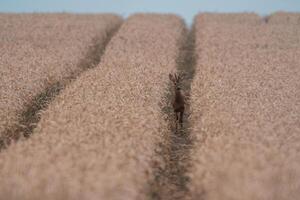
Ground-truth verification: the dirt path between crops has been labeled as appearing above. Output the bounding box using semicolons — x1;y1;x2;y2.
149;26;196;200
0;24;121;151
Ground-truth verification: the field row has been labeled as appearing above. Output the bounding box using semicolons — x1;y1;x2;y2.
0;14;122;145
189;13;300;200
0;12;299;200
0;14;185;199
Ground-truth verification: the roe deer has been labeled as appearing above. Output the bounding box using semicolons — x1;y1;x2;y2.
169;73;185;128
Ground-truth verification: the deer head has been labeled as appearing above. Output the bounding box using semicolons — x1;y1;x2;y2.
169;73;183;91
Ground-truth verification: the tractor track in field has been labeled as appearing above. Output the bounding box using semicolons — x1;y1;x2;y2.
149;25;196;200
0;24;121;151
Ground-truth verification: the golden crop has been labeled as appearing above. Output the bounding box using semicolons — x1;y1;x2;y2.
189;13;300;200
0;14;185;200
0;14;122;144
0;12;299;200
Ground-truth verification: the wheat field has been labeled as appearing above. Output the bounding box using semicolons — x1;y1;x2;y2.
0;14;122;145
188;13;300;200
0;14;185;200
0;12;299;200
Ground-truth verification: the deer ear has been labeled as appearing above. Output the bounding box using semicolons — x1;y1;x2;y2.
169;73;174;82
174;73;178;82
178;73;184;81
178;74;183;81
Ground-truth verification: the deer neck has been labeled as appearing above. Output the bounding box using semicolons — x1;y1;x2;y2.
175;90;183;101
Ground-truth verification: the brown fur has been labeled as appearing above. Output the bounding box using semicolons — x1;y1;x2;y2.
169;73;185;127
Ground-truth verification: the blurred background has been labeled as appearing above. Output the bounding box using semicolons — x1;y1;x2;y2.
1;0;300;24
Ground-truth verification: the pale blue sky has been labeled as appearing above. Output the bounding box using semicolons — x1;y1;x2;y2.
1;0;300;24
